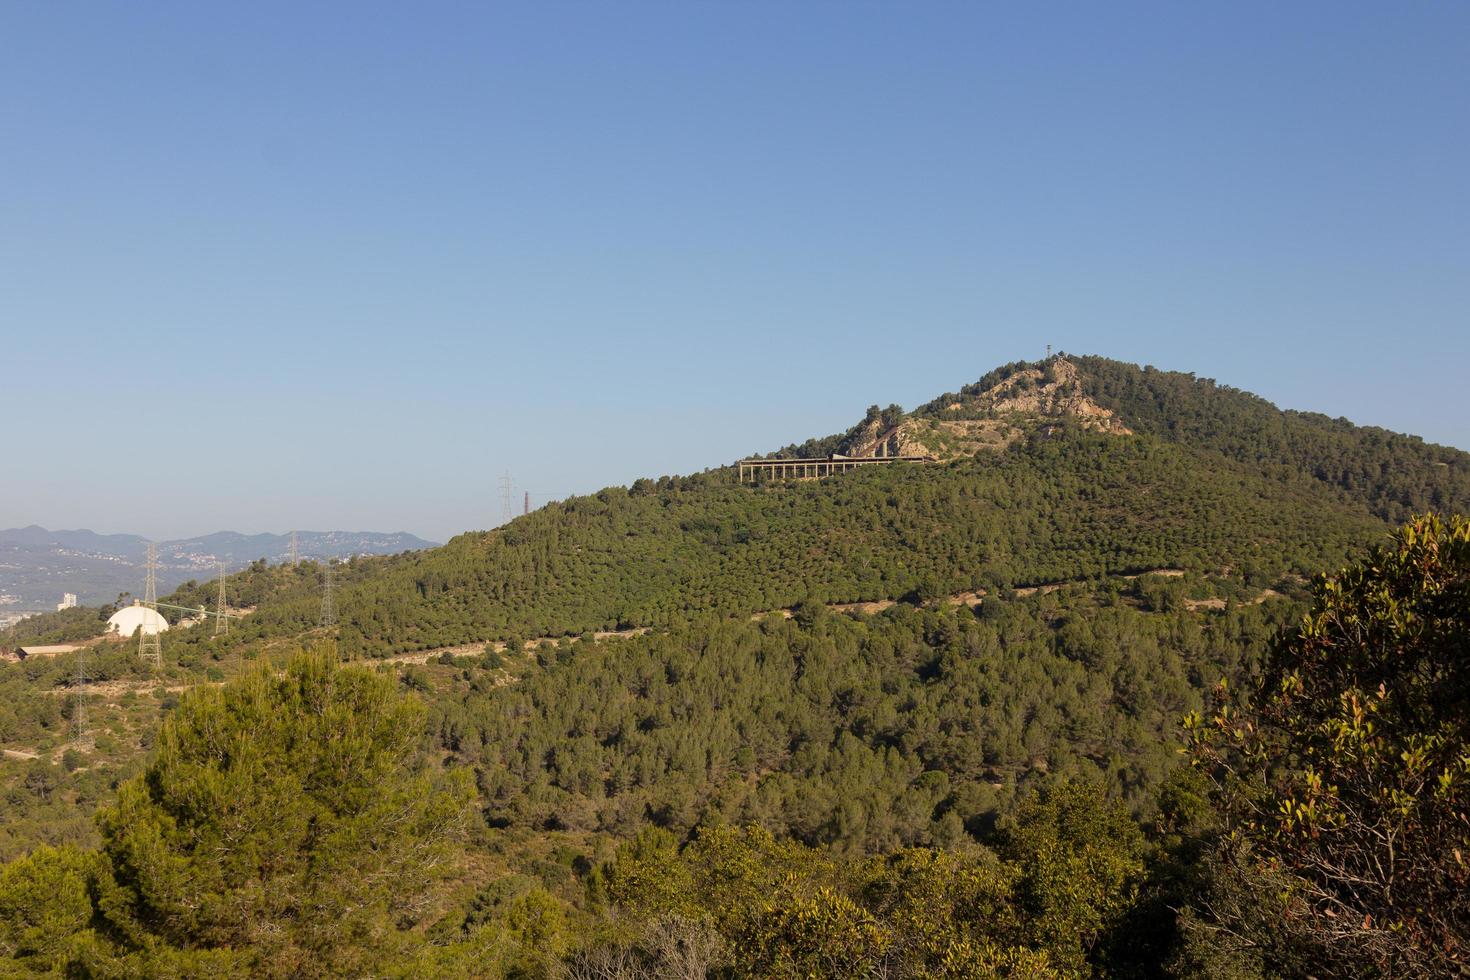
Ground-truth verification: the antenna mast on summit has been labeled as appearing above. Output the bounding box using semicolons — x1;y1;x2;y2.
139;542;162;666
289;529;299;566
214;562;229;636
500;471;514;525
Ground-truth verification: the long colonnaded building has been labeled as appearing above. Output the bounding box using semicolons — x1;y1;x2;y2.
736;453;934;483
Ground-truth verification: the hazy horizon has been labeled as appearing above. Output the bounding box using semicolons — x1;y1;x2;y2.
5;3;1467;542
0;524;438;545
5;349;1467;544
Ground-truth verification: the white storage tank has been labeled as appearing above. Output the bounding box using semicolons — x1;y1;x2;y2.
107;602;170;637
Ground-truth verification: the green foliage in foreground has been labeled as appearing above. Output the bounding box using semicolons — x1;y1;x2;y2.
1187;514;1470;978
0;844;98;971
2;520;1468;977
587;785;1145;979
0;647;476;978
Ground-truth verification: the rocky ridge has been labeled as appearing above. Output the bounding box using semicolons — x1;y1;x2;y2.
837;357;1131;459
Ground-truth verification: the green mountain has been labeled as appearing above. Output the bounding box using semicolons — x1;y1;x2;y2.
10;356;1460;663
4;355;1468;976
112;355;1454;661
783;354;1469;526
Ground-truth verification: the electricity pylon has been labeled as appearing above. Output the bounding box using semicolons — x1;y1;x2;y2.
289;530;299;566
500;472;514;525
214;562;229;636
320;558;337;628
71;644;90;748
139;542;162;667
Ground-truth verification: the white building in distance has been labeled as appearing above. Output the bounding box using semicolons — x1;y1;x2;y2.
57;593;78;611
107;602;169;638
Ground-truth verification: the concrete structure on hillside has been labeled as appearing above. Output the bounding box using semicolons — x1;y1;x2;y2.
57;593;77;611
107;602;169;638
736;454;935;483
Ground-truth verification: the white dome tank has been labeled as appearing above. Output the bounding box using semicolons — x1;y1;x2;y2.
107;603;170;637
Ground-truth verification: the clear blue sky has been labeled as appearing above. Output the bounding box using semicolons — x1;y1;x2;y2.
3;2;1467;543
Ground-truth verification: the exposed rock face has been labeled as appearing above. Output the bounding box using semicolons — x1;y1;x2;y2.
837;357;1131;460
960;357;1130;431
842;417;917;458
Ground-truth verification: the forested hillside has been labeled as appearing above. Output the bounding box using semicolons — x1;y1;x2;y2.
433;582;1296;848
1071;356;1470;523
4;518;1467;976
128;432;1385;662
3;357;1469;977
906;355;1469;525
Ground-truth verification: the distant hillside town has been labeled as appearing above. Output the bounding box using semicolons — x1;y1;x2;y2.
0;526;437;612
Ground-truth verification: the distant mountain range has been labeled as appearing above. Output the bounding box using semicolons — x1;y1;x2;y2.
0;527;437;609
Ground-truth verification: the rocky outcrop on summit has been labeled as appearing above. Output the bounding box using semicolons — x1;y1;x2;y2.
837;357;1131;460
949;357;1130;432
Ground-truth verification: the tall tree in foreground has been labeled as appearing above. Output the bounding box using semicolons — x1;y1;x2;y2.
94;645;475;977
1186;514;1470;977
0;845;103;973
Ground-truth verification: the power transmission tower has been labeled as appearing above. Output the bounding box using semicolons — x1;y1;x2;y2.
139;542;162;666
524;490;530;516
320;558;337;628
289;530;299;566
214;562;229;636
500;471;514;525
71;645;90;748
